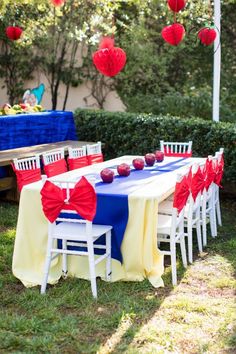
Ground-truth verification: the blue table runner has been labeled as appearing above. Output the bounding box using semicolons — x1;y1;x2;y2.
63;158;188;263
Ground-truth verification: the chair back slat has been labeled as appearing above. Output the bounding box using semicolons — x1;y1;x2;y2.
13;155;40;170
86;142;102;155
42;148;65;165
160;140;192;157
68;146;87;159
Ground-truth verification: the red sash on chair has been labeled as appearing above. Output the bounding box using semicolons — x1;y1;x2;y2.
87;153;104;165
163;147;192;157
67;156;89;170
40;176;97;222
173;176;190;214
43;159;68;177
12;166;41;192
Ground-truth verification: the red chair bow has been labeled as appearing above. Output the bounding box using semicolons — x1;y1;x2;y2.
214;159;224;187
12;164;41;191
204;158;215;191
67;156;89;170
87;153;104;165
40;176;97;223
190;167;205;201
163;147;192;157
43;159;68;177
173;175;190;214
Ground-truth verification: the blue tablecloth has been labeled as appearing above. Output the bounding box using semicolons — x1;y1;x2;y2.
0;110;77;151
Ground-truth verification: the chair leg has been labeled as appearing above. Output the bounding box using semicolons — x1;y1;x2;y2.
87;240;97;299
106;231;112;281
216;199;222;226
196;215;203;253
170;238;177;286
187;221;193;264
180;234;187;268
41;236;54;294
62;239;67;277
201;201;207;247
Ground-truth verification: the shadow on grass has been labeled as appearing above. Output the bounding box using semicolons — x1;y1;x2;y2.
0;198;235;353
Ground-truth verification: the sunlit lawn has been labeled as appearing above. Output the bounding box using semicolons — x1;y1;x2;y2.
0;197;235;353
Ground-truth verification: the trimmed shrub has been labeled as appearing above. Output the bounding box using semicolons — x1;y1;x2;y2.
74;109;236;182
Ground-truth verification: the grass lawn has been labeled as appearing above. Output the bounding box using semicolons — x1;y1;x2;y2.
0;197;235;353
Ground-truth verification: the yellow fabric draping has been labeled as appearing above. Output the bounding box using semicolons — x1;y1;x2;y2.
12;156;202;288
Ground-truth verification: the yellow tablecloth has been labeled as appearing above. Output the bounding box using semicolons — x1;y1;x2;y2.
12;156;202;288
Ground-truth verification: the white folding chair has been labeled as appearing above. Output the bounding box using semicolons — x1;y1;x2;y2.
160;140;192;156
13;155;40;170
42;148;65;165
157;173;188;286
40;178;112;299
86;142;102;155
68;146;87;159
200;156;217;246
214;148;224;227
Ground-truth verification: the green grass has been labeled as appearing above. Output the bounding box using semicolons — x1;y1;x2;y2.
0;198;235;353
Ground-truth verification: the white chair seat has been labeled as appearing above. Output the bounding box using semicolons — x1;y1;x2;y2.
54;222;112;241
157;214;173;235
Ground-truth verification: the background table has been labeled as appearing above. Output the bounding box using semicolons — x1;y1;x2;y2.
12;156;203;288
0;110;77;151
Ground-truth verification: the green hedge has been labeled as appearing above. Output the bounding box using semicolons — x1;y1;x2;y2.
74;109;236;182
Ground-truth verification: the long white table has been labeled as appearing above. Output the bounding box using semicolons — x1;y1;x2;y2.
12;156;203;288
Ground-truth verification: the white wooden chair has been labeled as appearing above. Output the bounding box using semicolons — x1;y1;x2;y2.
13;155;42;191
40;177;112;299
159;164;203;264
13;155;40;170
86;142;102;155
157;173;189;286
42;148;65;165
86;142;104;165
42;148;67;177
68;146;87;159
200;156;217;246
214;148;224;227
160;140;192;156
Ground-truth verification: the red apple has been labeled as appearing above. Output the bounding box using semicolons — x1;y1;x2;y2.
144;153;156;166
117;163;131;176
132;158;145;170
100;168;114;183
155;150;164;162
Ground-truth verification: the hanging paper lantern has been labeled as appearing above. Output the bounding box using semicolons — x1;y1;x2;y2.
167;0;186;13
92;37;126;77
50;0;65;6
6;26;23;41
198;27;217;46
161;23;185;46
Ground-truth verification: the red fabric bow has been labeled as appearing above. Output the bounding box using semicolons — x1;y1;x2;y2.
67;156;89;170
161;23;185;46
214;159;224;187
92;37;126;77
12;166;41;192
173;175;190;214
43;158;68;177
87;153;104;165
190;167;205;201
198;27;217;46
167;0;186;13
6;26;23;41
40;176;97;223
204;158;215;191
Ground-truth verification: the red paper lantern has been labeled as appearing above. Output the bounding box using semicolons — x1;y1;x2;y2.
50;0;65;6
198;27;217;46
161;23;185;46
167;0;186;12
6;26;23;41
92;37;126;77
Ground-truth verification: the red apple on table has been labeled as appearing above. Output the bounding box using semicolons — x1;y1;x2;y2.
100;168;114;183
155;150;164;162
132;158;145;170
144;153;156;166
117;163;131;176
